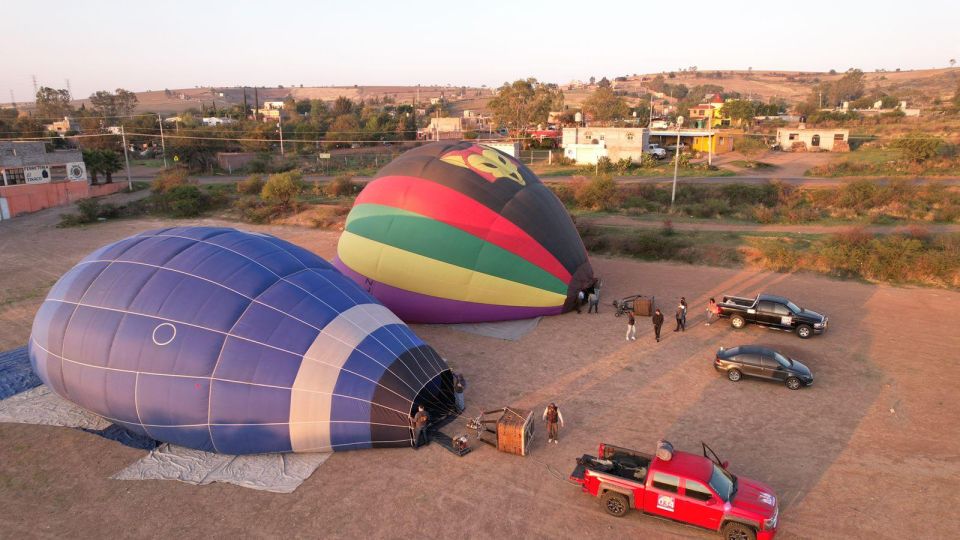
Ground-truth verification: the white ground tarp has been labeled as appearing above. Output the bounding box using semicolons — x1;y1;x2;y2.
112;444;330;494
0;383;329;493
435;317;542;341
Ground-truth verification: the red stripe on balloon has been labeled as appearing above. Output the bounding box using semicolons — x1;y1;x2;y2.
355;176;571;283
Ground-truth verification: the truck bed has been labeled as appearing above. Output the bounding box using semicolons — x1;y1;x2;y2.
577;447;652;484
719;295;755;308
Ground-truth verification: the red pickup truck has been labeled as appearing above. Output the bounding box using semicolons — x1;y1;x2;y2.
570;441;779;540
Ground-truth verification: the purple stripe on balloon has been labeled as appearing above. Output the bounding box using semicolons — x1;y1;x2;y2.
332;258;564;324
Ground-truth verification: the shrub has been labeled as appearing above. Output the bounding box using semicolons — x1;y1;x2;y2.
734;136;767;156
248;153;272;173
892;133;942;162
595;156;614;173
574;175;619;210
58;198;119;227
237;175;265;195
325;175;358;197
549;183;576;206
151;168;190;193
156;185;210;218
261;171;305;209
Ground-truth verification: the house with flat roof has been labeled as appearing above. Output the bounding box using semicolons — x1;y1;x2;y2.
775;127;849;152
561;127;650;163
0;141;125;219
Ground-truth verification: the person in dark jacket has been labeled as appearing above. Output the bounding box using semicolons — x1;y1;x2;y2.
652;308;664;342
411;406;429;449
453;373;465;412
674;298;687;332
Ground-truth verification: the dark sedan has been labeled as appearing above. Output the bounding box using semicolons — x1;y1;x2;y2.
714;345;814;390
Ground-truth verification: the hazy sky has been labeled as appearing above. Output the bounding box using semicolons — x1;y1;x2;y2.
4;0;958;101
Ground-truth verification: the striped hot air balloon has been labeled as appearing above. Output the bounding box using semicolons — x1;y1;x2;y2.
334;141;595;324
29;227;455;454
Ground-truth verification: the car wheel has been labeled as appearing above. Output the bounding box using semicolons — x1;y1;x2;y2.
600;491;629;517
722;522;756;540
727;369;742;382
797;324;812;339
731;315;745;329
786;376;801;390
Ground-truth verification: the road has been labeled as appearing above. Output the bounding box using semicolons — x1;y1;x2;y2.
126;166;960;187
581;214;960;234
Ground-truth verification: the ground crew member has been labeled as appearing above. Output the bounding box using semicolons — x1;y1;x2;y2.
626;311;637;341
542;402;565;444
653;308;664;342
453;373;465;412
412;405;429;449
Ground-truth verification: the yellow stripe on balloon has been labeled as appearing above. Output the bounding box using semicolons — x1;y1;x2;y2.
338;231;566;308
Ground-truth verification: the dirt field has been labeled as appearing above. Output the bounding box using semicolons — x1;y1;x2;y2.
1;199;959;539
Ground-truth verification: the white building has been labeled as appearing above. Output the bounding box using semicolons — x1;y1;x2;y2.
561;127;650;163
775;127;849;152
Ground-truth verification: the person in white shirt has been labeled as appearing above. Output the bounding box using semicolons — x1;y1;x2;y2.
542;403;565;444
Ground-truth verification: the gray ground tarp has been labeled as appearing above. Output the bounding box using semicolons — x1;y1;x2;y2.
112;444;331;494
435;317;542;341
0;380;329;493
0;346;42;400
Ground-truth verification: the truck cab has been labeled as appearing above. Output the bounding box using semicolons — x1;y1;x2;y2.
571;442;779;540
646;143;667;159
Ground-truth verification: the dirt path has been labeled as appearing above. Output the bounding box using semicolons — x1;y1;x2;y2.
1;211;959;539
583;214;960;234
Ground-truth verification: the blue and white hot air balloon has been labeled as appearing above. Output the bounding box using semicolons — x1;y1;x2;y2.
29;227;455;454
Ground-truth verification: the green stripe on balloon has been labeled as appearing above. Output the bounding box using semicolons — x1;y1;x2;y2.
345;203;569;296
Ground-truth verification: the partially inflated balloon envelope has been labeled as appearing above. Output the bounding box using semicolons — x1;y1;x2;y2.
29;227;455;454
334;141;595;323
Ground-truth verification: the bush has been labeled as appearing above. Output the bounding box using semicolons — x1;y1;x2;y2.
237;175;265;195
574;175;619;210
595;156;614;173
734;136;767;156
57;198;118;227
151;168;190;193
325;175;358;197
248;153;272;173
892;133;942;162
156;185;210;218
261;171;305;209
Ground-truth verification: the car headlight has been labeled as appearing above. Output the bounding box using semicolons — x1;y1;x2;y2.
813;322;824;328
764;507;779;529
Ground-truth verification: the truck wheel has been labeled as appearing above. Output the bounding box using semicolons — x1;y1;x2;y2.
727;369;742;382
722;522;756;540
600;491;629;517
731;315;745;329
786;376;801;390
797;324;812;339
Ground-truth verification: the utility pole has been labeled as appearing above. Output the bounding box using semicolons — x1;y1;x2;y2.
278;118;284;156
670;116;684;212
120;125;133;191
157;114;168;168
254;87;260;122
31;75;38;97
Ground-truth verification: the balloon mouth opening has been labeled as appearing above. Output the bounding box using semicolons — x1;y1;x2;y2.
411;369;457;419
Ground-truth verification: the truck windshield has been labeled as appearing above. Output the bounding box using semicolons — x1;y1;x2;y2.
786;300;801;313
709;464;735;502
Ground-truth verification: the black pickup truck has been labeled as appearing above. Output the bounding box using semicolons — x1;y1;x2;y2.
717;294;828;339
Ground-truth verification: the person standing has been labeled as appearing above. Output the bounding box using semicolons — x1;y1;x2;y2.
674;298;687;332
705;297;719;326
542;402;565;444
453;373;465;412
652;308;664;342
588;290;599;314
626;311;637;341
576;290;584;314
411;405;429;449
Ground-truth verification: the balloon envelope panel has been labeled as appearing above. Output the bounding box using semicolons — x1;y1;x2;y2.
335;142;594;323
29;227;453;454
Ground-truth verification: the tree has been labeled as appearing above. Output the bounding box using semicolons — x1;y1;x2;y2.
828;69;865;105
720;100;758;130
582;86;628;124
951;58;956;67
331;96;354;117
589;76;596;85
35;87;73;119
892;133;942;162
82;149;105;184
261;171;304;209
99;150;123;183
597;77;611;88
89;89;138;119
325;114;359;149
487;78;564;130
